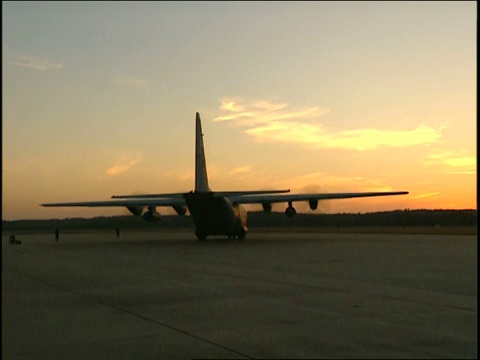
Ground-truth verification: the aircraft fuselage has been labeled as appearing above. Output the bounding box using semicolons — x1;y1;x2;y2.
184;192;248;240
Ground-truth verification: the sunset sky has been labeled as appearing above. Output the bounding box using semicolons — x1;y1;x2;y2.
2;1;476;220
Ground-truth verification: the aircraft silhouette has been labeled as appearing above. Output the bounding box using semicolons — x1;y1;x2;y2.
42;113;408;240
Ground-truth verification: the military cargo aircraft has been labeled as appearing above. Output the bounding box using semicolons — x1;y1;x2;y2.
42;113;408;240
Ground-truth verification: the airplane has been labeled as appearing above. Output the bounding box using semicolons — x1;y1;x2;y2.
41;112;409;241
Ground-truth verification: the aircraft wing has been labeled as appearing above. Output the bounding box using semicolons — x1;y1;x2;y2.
229;191;409;205
112;189;290;199
111;192;186;199
41;197;187;208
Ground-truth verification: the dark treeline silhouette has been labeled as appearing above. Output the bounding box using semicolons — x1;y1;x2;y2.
2;209;476;232
249;209;476;228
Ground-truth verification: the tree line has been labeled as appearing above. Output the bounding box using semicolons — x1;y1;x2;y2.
2;209;476;232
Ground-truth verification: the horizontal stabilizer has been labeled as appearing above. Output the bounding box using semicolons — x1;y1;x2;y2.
111;192;186;199
213;189;290;197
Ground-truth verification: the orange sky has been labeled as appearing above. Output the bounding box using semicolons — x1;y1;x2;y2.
2;2;476;220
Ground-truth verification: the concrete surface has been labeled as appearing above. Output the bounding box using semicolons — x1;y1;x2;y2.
2;230;477;359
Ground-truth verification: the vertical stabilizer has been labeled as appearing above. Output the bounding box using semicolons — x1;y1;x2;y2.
195;112;211;192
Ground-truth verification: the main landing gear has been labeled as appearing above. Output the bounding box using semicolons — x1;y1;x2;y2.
227;235;245;240
196;230;246;241
228;228;246;240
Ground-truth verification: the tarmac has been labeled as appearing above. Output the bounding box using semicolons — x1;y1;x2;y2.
2;229;477;359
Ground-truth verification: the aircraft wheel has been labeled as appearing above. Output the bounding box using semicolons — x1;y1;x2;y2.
238;229;246;240
195;230;207;241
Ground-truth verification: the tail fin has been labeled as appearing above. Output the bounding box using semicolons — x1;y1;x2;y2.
195;112;211;192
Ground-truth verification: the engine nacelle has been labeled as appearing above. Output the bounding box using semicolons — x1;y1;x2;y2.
173;205;187;216
142;210;162;222
285;206;297;218
262;202;272;213
126;206;144;216
309;199;318;210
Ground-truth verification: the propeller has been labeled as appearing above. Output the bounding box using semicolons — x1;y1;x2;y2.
297;185;331;214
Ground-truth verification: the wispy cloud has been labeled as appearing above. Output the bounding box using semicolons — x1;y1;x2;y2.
215;97;442;150
229;166;251;175
286;172;394;192
8;51;63;70
425;150;476;174
214;97;327;125
411;192;440;199
115;77;149;90
105;153;143;176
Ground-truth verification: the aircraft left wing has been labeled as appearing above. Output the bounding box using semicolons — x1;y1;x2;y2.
229;191;409;205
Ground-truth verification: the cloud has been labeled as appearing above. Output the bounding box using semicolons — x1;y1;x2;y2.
8;52;63;70
411;192;440;199
105;153;143;176
286;172;394;192
229;166;251;175
220;100;245;113
214;97;327;125
425;151;476;174
115;77;149;90
215;97;442;150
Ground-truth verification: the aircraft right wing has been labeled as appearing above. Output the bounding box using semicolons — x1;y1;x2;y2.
229;191;409;205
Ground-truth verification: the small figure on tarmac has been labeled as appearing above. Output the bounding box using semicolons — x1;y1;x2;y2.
116;227;120;238
55;229;59;242
9;234;21;244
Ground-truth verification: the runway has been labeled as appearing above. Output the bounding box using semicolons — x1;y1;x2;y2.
2;230;477;359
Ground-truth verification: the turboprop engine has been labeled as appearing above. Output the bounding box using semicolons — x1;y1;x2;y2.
309;199;318;210
173;205;187;216
126;206;144;216
285;204;297;217
142;206;162;222
262;202;272;213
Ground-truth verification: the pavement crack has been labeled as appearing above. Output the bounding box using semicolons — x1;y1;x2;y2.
8;267;255;359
